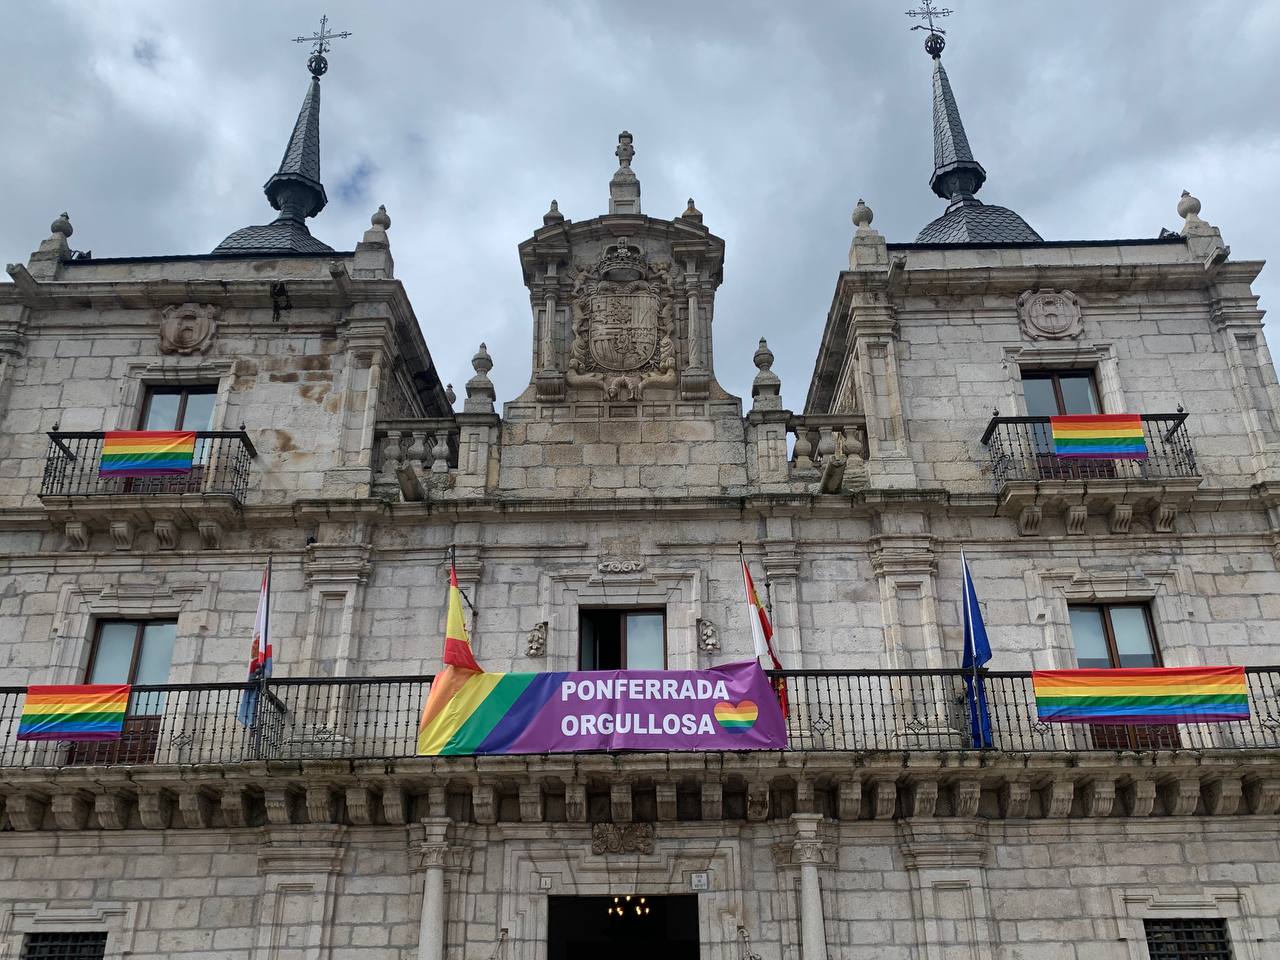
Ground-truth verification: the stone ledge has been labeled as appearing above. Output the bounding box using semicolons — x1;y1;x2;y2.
2;749;1276;832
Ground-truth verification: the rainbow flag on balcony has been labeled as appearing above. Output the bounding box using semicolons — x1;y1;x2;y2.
1049;415;1147;459
16;684;130;741
99;430;196;477
1032;666;1248;724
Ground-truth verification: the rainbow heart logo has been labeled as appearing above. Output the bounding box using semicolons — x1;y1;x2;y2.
713;700;759;732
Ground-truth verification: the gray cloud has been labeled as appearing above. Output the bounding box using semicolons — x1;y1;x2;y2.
4;0;1276;410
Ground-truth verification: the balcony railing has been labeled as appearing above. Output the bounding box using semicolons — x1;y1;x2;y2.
39;431;256;501
981;413;1198;488
0;668;1276;768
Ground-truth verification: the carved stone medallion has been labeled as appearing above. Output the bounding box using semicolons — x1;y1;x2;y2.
1017;289;1082;340
591;822;655;855
159;303;218;355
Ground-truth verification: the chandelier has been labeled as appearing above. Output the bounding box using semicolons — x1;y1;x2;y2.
607;895;651;918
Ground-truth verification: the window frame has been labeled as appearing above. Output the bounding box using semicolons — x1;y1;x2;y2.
20;931;109;960
138;383;218;431
84;618;178;687
1067;603;1163;670
577;607;668;670
1020;367;1103;416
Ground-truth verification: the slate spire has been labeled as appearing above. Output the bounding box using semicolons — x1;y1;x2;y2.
929;57;986;203
264;75;327;219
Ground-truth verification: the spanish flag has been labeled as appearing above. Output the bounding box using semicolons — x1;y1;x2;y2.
741;552;788;716
417;563;483;754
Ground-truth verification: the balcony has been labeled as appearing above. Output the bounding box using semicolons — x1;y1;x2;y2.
0;668;1276;769
38;431;257;550
980;414;1201;534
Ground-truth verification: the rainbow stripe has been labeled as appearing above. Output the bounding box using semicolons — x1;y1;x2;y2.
1050;414;1147;459
1033;666;1248;725
16;684;131;741
713;700;758;731
419;671;565;756
99;430;196;477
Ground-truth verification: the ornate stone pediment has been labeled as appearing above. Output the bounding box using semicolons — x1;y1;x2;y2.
566;240;677;401
591;822;655;855
1017;289;1082;341
159;302;218;355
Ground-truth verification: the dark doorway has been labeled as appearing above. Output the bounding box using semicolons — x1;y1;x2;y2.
548;894;698;960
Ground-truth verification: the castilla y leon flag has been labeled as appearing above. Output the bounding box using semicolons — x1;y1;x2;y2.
417;562;483;754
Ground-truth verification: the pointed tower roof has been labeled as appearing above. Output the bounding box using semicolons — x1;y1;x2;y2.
913;29;1040;244
212;30;345;255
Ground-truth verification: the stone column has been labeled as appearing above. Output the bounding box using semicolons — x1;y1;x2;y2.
791;813;829;960
415;817;452;960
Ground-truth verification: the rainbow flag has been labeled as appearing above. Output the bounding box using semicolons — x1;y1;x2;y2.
1049;415;1147;459
1033;666;1248;725
99;430;196;477
16;684;131;741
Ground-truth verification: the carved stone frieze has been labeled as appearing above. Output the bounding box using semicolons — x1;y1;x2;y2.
1083;778;1115;818
64;520;89;552
873;778;897;820
1162;777;1201;817
1123;779;1156;818
159;302;218;355
591;821;654;855
566;241;678;400
1017;289;1082;340
94;791;131;830
597;556;645;574
1045;779;1074;818
655;782;678;821
1000;779;1030;819
1205;777;1242;817
7;793;48;831
180;788;215;829
952;780;981;819
696;617;720;652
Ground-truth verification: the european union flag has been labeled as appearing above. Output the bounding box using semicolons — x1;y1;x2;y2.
961;551;994;748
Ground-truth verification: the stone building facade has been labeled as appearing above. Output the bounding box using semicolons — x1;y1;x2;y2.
0;33;1278;960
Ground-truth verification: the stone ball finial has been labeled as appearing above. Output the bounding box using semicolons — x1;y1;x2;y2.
543;199;565;226
852;199;873;229
445;383;456;405
472;342;493;375
371;205;391;230
1177;190;1201;220
753;337;775;371
50;212;73;239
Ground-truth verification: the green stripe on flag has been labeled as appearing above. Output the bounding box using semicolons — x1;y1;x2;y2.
440;674;538;755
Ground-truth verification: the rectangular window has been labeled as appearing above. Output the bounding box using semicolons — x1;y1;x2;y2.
20;933;108;960
579;609;666;670
139;385;217;431
1143;918;1233;960
1021;368;1101;417
70;619;176;765
1068;603;1177;749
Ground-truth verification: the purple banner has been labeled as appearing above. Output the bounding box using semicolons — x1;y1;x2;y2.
507;661;786;753
421;661;788;755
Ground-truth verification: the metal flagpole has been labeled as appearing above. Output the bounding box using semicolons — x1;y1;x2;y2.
449;543;478;627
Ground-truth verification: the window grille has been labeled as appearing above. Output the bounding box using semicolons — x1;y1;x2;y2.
1143;918;1233;960
20;932;108;960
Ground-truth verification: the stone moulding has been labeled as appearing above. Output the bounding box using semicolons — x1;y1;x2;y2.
0;753;1276;832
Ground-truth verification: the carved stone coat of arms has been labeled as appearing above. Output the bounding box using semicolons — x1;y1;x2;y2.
566;239;677;401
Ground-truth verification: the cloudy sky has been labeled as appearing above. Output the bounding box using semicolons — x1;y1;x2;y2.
5;1;1278;407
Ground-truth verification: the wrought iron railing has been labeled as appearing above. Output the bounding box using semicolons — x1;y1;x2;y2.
39;431;257;501
980;414;1198;488
0;668;1276;768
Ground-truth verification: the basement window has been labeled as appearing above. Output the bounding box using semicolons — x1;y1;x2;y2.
1143;918;1234;959
21;933;108;960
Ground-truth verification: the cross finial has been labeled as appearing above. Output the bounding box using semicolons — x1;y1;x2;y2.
292;14;352;79
905;1;952;57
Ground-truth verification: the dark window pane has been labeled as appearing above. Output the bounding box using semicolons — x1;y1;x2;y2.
1058;373;1100;414
1068;607;1111;669
625;613;665;669
141;392;181;430
1110;607;1158;667
87;623;136;683
1022;376;1059;417
180;391;217;431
